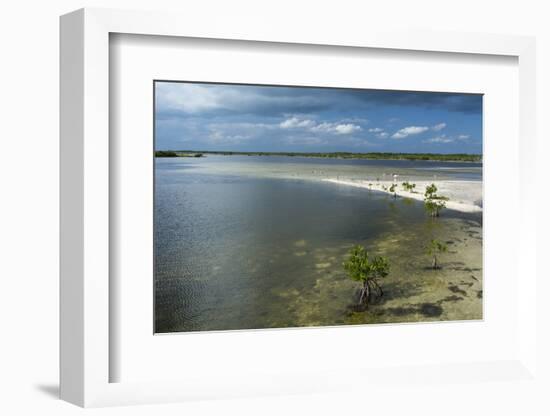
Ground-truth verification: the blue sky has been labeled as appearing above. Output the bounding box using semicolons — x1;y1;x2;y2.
155;82;482;154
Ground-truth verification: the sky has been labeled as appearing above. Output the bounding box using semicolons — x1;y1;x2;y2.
155;81;482;154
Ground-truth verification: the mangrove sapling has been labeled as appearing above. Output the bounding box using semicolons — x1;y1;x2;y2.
426;239;447;269
424;183;438;199
343;245;390;308
402;181;416;192
423;183;448;218
424;199;446;217
389;183;397;198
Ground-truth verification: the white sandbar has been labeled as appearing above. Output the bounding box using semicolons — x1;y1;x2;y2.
323;179;482;213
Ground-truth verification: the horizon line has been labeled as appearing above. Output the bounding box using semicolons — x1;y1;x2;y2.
156;149;482;156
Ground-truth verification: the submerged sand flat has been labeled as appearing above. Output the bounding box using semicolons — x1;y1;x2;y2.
347;216;483;324
267;216;482;328
264;179;483;327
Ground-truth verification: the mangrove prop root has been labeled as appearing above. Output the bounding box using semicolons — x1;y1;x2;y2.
358;280;384;308
370;279;383;297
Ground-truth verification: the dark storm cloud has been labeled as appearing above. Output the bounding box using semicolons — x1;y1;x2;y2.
345;90;482;114
155;81;483;153
156;82;482;119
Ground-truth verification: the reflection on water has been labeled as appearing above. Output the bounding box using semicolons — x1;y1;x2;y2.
155;156;482;333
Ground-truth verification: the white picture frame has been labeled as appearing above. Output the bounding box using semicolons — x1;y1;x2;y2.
60;7;538;408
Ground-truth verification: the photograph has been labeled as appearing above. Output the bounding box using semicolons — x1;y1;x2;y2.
154;81;483;333
3;0;543;412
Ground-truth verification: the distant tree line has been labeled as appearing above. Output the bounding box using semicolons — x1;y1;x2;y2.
155;151;179;157
156;150;482;162
155;151;203;158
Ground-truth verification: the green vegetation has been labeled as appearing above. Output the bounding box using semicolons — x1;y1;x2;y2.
424;183;438;199
424;183;448;217
389;183;397;198
154;150;179;157
160;150;482;162
426;239;448;269
402;181;416;192
425;198;446;218
155;151;203;158
343;245;390;308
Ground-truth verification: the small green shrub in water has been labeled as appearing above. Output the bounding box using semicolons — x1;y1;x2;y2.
424;183;437;199
343;245;389;308
402;181;416;192
423;183;448;217
389;183;397;198
426;239;448;269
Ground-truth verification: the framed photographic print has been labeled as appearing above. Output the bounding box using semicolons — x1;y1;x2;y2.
153;81;483;334
60;8;539;408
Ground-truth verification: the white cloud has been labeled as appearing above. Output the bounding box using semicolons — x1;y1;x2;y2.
208;130;252;144
156;83;329;116
280;117;362;135
205;122;274;145
368;127;389;139
157;83;224;114
423;135;454;144
280;117;316;129
432;123;447;131
334;123;362;135
423;133;472;144
309;122;332;133
391;126;429;139
209;122;275;131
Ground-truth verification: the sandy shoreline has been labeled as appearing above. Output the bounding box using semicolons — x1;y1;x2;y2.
323;178;482;213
